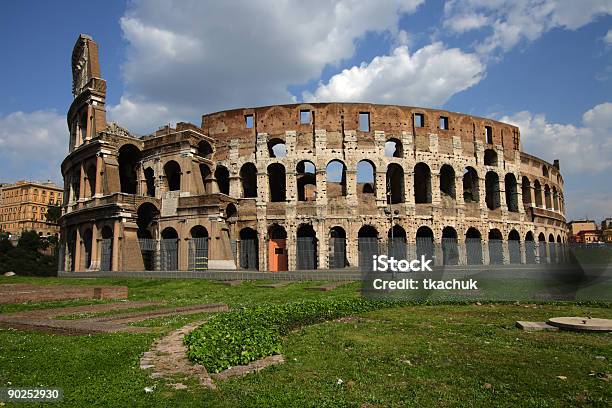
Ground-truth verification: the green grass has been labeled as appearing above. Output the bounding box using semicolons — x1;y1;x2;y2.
0;276;611;407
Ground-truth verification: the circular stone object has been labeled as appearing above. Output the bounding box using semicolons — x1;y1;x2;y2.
547;317;612;332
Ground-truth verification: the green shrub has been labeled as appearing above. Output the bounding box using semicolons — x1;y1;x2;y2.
184;298;400;373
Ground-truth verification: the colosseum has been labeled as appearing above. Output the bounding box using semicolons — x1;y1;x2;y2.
58;34;568;274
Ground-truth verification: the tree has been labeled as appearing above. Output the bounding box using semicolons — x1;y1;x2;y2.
45;205;62;223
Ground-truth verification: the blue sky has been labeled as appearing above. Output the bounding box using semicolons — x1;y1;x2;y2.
0;0;610;221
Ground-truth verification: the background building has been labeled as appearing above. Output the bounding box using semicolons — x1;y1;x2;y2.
59;35;568;273
0;180;63;238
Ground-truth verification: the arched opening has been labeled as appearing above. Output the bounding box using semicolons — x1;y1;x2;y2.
357;160;376;196
508;230;521;264
118;144;140;194
86;164;96;198
385;138;403;158
226;203;237;220
534;180;543;207
416;226;434;261
215;165;230;195
521;177;531;205
199;164;211;194
70;168;80;202
538;232;547;263
100;225;113;271
442;227;458;265
542;165;549;177
268;163;286;202
505;173;518;212
239;227;259;270
164;160;181;192
268;138;287;158
326;160;347;198
463;167;479;203
358;225;379;269
296;224;317;269
329;226;347;269
544;184;552;209
82;228;93;270
525;231;536;263
388;225;407;259
268;224;287;272
296;161;316;202
552;187;559;211
440;164;456;202
189;225;209;271
386;163;405;204
197;140;213;158
160;227;179;271
548;233;557;263
240;163;258;198
488;229;503;264
466;228;482;265
144;167;156;197
414;163;432;204
485;171;500;210
136;203;159;238
484;149;497;166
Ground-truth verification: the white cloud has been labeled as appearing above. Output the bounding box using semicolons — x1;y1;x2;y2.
604;29;612;45
109;0;424;133
443;0;612;56
0;111;67;184
303;43;485;106
500;102;612;174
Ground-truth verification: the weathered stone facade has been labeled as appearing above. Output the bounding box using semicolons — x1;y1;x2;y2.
59;35;567;273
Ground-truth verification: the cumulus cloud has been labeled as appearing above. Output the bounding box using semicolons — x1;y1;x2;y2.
500;102;612;174
303;43;485;105
443;0;612;55
108;0;424;133
604;29;612;45
0;111;67;184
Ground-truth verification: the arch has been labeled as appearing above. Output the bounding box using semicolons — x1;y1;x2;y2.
144;167;155;197
199;164;211;194
329;226;347;269
488;228;503;264
136;202;160;238
542;165;549;177
386;163;405;204
296;224;317;269
485;171;500;210
556;235;561;243
268;223;287;239
388;224;407;259
268;223;288;271
226;203;238;219
534;180;543;207
521;176;531;205
504;173;518;212
240;163;258;198
537;232;547;263
463;167;479;203
160;227;179;271
442;226;459;265
484;149;498;166
525;231;536;263
118;144;140;194
416;226;434;261
197;140;213;158
548;233;557;263
296;160;316;201
161;227;178;239
326;160;347;197
414;162;432;204
268;163;286;202
552;186;559;211
358;225;379;238
465;227;483;265
268;138;287;158
358;225;379;269
190;225;209;238
385;138;403;158
164;160;181;192
440;164;456;200
239;227;259;270
508;230;521;264
544;184;552;209
357;160;376;195
215;165;230;195
86;163;96;198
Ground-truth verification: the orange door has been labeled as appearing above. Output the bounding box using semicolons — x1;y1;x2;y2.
268;239;287;272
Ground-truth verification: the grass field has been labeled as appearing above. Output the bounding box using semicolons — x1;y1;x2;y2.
0;276;610;407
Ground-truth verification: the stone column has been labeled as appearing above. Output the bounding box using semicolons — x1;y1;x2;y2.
78;163;86;202
519;241;526;264
112;221;120;272
481;240;489;265
94;155;103;196
90;223;100;270
74;227;82;272
315;169;327;204
502;241;510;265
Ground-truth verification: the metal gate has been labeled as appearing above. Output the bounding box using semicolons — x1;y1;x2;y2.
416;237;434;264
538;242;547;263
329;237;347;269
189;238;209;271
488;239;503;264
100;238;112;271
508;240;521;264
466;238;483;265
387;238;407;260
239;239;258;270
296;237;317;270
138;238;158;271
525;241;536;264
358;237;379;272
160;239;178;271
441;238;459;265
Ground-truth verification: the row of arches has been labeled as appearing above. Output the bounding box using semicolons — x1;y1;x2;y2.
521;176;564;212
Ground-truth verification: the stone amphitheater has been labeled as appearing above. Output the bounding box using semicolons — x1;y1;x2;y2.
59;34;567;274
